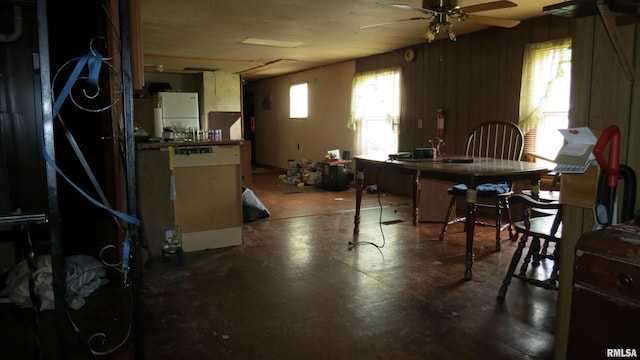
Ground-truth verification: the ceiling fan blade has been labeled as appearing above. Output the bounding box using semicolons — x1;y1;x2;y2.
391;4;438;16
465;14;520;28
360;16;431;29
461;1;517;14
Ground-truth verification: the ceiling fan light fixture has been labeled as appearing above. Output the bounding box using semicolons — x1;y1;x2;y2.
425;31;437;43
425;20;439;42
443;21;456;41
430;21;440;33
443;21;453;32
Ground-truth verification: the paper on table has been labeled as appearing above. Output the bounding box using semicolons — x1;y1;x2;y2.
558;143;593;156
553;127;597;173
558;127;598;144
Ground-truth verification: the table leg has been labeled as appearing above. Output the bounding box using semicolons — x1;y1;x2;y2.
353;169;364;234
464;188;478;280
530;179;540;200
412;170;421;225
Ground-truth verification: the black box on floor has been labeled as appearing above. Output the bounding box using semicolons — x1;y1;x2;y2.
321;163;349;191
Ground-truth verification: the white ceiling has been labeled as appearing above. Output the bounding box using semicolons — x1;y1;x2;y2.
140;0;563;80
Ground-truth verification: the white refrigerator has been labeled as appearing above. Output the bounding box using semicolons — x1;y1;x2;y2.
152;92;200;133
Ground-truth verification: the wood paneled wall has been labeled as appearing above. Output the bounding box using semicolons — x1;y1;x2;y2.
0;5;47;215
357;15;574;155
357;15;574;197
556;15;640;359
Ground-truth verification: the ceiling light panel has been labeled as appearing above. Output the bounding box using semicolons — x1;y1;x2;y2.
240;38;304;48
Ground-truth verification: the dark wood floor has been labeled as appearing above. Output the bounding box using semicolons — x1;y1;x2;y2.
1;169;557;359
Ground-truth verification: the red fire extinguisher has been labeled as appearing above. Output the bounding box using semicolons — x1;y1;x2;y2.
436;108;445;138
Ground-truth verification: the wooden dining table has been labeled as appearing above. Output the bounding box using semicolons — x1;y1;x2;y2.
352;155;551;280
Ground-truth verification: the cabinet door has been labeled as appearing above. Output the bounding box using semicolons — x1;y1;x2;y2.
202;72;241;112
568;286;640;359
173;164;242;232
137;150;174;257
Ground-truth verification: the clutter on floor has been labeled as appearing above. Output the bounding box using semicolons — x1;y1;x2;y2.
280;158;321;186
0;254;109;310
242;186;271;222
279;152;353;191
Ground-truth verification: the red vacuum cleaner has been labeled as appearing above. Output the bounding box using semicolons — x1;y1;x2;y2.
593;125;637;227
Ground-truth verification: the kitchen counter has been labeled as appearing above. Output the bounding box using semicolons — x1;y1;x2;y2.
136;139;243;150
136;142;243;256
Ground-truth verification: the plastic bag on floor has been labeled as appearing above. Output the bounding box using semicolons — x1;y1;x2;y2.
242;187;270;222
0;254;109;310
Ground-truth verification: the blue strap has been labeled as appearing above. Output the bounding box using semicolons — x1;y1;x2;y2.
122;231;131;270
53;51;102;115
42;149;139;226
53;53;112;209
44;50;139;274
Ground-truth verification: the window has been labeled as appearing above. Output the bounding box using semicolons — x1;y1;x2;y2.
348;68;401;157
518;38;572;167
289;82;308;118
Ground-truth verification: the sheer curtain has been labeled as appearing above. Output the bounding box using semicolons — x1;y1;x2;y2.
348;68;401;157
518;38;572;164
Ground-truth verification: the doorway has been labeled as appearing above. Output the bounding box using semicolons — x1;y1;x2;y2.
243;91;256;166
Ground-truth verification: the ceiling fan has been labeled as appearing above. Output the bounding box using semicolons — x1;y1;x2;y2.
362;0;521;42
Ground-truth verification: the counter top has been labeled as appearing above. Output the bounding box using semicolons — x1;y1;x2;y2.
137;139;243;150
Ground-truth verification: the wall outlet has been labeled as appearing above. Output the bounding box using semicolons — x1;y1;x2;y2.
417;119;423;129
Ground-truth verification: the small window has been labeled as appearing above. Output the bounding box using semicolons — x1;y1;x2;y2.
290;82;308;119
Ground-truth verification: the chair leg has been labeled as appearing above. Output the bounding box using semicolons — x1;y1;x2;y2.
497;231;527;300
504;198;515;241
439;195;457;241
541;239;550;256
531;237;544;267
494;197;503;251
549;245;560;284
519;236;541;275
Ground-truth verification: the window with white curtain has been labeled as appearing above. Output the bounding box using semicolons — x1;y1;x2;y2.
518;38;572;167
348;68;401;157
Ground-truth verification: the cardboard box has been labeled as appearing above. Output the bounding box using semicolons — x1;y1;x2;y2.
560;164;600;208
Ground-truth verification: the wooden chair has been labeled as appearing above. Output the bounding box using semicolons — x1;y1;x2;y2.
438;121;524;251
497;193;562;300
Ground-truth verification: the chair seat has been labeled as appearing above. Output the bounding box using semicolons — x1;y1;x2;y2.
448;188;513;197
441;185;514;250
448;183;512;195
521;189;560;202
513;216;562;240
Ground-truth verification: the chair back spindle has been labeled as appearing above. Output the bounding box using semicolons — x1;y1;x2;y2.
465;121;524;161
